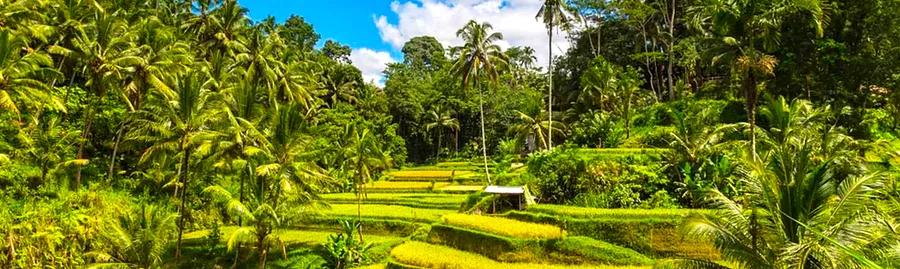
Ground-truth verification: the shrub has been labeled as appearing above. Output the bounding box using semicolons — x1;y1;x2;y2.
324;220;373;269
441;213;565;239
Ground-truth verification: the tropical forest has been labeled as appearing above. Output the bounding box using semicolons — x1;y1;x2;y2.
1;0;899;268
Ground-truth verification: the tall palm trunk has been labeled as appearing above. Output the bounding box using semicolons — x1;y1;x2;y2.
175;138;191;261
666;0;676;100
743;70;759;160
107;123;126;183
547;22;554;150
478;81;491;184
356;182;364;243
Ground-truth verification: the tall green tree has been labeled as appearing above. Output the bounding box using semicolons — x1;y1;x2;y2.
425;107;459;157
451;20;508;184
688;0;826;159
130;69;223;260
536;0;579;150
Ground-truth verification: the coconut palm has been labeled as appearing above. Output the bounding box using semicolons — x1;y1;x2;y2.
251;104;334;267
49;10;142;187
451;20;508;184
425;107;459;157
341;124;393;242
536;0;579;150
678;97;891;269
687;0;826;160
509;110;564;152
129;69;224;260
0;30;63;117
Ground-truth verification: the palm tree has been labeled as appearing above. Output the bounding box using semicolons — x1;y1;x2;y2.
129;69;223;260
92;204;178;268
109;16;192;182
678;97;890;268
425;107;459;157
580;57;645;138
509;110;564;152
687;0;826;160
451;20;508;184
536;0;579;150
252;104;333;268
0;30;64;118
341;125;393;242
49;10;142;187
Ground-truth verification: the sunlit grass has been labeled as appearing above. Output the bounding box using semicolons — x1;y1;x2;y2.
387;170;474;179
390;241;652;269
322;204;455;222
184;227;400;245
442;213;564;239
322;192;467;205
435;185;485;192
527;204;711;220
363;181;451;191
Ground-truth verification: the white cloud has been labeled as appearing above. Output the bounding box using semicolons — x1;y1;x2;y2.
349;47;397;86
374;0;571;69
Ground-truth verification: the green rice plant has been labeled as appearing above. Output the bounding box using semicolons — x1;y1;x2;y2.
322;193;468;209
363;181;451;191
183;227;401;246
504;210;719;260
553;236;654;265
434;185;485;193
386;170;473;179
390;241;651;269
322;204;455;222
442;213;564;239
527;204;710;220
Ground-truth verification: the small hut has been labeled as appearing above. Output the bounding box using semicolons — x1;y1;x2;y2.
483;185;536;213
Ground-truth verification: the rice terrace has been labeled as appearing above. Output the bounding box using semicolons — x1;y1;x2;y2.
1;0;899;268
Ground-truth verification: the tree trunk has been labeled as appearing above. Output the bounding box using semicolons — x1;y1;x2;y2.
743;71;759;160
478;81;491;184
547;24;554;150
666;0;676;100
74;99;97;189
175;140;191;261
107;124;125;183
357;183;365;243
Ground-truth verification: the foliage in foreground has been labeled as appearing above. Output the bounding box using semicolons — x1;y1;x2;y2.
678;98;899;268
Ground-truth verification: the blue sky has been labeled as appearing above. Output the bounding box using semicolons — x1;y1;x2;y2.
238;0;401;59
237;0;570;85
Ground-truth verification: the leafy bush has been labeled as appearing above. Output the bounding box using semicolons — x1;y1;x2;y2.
526;148;674;208
526;148;589;203
441;213;565;239
324;220;373;269
569;111;625;148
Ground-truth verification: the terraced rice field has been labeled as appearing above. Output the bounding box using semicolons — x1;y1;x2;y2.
390;241;652;269
321;192;467;209
363;181;452;191
321;204;455;222
184;227;401;245
527;204;710;219
442;213;565;239
386;170;474;180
